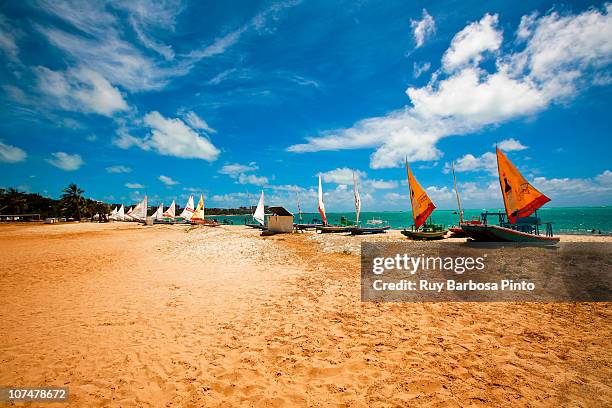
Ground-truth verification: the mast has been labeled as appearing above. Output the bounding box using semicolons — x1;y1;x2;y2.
353;171;361;225
296;191;302;222
451;161;464;223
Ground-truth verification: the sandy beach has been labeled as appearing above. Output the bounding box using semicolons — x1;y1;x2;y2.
1;223;611;407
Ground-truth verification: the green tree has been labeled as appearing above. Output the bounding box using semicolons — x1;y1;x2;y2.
61;183;84;219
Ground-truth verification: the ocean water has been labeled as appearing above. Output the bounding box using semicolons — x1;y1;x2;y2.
210;207;612;235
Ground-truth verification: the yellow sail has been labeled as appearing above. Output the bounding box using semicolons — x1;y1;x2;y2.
406;160;436;229
496;147;550;223
191;194;205;220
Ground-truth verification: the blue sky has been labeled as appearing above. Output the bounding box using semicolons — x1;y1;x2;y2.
0;0;611;211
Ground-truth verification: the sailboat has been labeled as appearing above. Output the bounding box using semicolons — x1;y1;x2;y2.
351;172;390;235
124;206;135;221
316;174;356;233
151;203;164;221
127;196;148;222
178;195;195;222
246;191;267;229
294;188;324;231
115;204;125;221
448;161;483;237
460;148;559;244
109;206;118;220
162;200;176;221
190;194;205;223
401;160;447;240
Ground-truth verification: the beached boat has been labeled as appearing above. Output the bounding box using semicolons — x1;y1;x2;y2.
401;160;447;240
460;148;559;245
350;171;389;235
246;191;267;229
188;194;218;226
126;196;148;223
314;174;357;233
177;195;195;223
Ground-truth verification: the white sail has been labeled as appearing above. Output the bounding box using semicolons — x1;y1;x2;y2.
129;196;148;221
163;200;176;219
125;206;134;221
318;175;327;225
253;191;265;225
152;203;164;220
353;172;361;224
116;204;125;221
179;195;195;220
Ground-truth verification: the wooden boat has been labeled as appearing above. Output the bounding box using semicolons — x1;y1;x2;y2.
402;160;447;240
459;148;559;245
401;223;446;240
351;225;391;235
245;191;267;230
294;222;323;230
317;225;355;233
314;175;356;233
347;171;389;235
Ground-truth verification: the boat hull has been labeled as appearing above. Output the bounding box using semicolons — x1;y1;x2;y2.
317;226;355;233
401;229;447;240
351;226;391;235
295;223;323;230
462;224;560;244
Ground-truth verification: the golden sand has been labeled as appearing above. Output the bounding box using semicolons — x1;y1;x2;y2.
0;223;610;406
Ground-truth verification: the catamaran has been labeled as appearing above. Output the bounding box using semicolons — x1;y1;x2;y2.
401;160;447;240
316;174;356;233
460;147;559;244
351;171;390;235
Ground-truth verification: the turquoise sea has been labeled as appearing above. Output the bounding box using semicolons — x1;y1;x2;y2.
210;207;612;235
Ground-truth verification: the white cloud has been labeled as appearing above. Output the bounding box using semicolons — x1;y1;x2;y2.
0;140;27;163
497;138;528;151
288;5;612;169
183;111;216;134
411;9;435;48
134;111;220;161
0;13;19;62
218;162;268;186
36;66;129;116
219;162;259;176
46;152;84;171
442;13;502;72
238;173;269;186
426;186;453;201
443;152;497;174
125;182;144;189
413;61;431;78
365;179;399;190
188;0;300;59
534;170;612;197
319;167;366;185
106;165;132;173
158;175;179;185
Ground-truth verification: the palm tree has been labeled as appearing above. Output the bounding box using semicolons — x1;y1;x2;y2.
3;188;27;214
61;183;84;219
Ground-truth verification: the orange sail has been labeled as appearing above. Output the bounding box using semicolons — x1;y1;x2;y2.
496;147;550;223
406;160;436;229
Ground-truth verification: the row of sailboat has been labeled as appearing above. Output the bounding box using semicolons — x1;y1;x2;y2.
292;146;558;243
108;194;217;225
109;146;558;244
402;147;559;243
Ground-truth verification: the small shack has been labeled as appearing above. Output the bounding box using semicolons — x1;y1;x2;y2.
267;206;294;233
